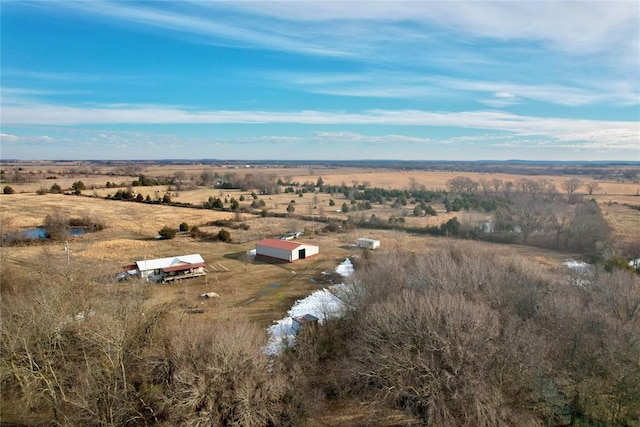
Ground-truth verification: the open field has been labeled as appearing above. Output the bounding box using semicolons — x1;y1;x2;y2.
0;189;596;329
5;162;639;195
3;161;638;245
2;161;638;320
1;161;638;425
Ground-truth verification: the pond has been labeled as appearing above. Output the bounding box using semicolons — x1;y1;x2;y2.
9;227;87;240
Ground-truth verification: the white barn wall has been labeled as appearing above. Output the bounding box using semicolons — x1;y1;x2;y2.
298;243;319;259
256;244;293;262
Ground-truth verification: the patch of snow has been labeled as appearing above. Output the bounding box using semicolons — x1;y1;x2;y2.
200;292;220;298
247;249;256;256
564;259;593;288
564;259;591;272
265;287;344;355
630;259;640;270
335;258;354;277
265;259;354;355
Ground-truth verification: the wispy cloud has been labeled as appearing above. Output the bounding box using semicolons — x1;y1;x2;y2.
52;1;354;57
226;1;639;56
3;100;637;146
0;133;53;144
264;70;638;106
21;1;639;67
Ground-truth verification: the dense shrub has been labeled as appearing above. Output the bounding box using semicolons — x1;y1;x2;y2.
49;183;62;194
3;185;15;194
217;229;231;242
189;225;201;238
158;225;177;240
43;210;69;239
112;188;135;200
179;222;189;232
72;180;86;194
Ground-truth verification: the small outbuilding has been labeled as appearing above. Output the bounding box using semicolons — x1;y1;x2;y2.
292;314;319;333
356;237;380;250
256;238;319;263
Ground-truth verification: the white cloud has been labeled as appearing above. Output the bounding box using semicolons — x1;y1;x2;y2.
226;1;638;55
24;1;639;66
0;133;53;143
2;100;638;148
477;92;521;108
314;131;434;145
265;71;638;106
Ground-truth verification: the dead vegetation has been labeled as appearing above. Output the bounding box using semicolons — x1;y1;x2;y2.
1;161;638;425
304;243;640;426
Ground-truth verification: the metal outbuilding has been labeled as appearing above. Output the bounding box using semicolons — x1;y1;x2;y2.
356;237;380;250
256;238;319;262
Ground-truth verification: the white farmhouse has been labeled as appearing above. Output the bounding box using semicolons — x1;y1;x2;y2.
122;254;206;283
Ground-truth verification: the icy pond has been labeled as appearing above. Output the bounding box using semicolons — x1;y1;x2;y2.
5;227;87;240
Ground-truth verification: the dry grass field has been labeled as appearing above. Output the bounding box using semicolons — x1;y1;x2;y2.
3;161;637;425
2;162;637;318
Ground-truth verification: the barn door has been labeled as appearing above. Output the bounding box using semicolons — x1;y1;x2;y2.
298;249;306;259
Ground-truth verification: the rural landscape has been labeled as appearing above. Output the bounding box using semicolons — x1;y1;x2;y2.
1;160;639;426
2;1;639;426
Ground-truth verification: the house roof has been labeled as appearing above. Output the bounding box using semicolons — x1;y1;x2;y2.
162;262;205;273
292;314;319;324
135;254;205;271
256;238;304;251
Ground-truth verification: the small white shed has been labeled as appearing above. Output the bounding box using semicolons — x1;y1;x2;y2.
256;238;319;262
356;238;380;250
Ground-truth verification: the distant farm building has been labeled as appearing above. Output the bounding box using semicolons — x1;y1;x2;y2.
280;231;304;240
121;254;206;283
356;238;380;250
256;238;319;263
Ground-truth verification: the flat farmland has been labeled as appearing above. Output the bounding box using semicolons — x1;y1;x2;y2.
2;162;638;243
0;192;460;329
3;162;636;426
1;162;638;326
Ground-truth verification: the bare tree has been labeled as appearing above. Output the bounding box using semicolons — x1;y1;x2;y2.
565;200;611;255
408;177;424;193
347;291;508;425
515;178;541;195
586;181;601;195
168;323;294;426
490;178;503;195
0;252;171;425
446;176;479;194
561;177;582;203
495;194;552;243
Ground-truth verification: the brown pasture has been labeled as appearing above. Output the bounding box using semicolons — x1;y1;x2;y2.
1;163;638;325
1;162;637;426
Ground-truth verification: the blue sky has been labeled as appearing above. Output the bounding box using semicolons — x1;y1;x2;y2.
1;1;638;161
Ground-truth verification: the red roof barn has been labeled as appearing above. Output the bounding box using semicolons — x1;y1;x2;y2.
256;238;319;262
